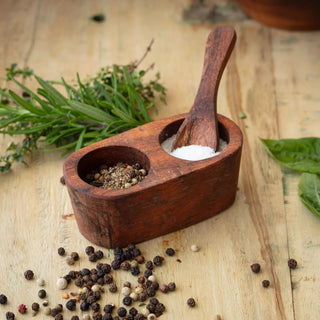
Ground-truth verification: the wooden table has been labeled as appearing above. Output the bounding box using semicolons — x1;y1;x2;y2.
0;1;319;319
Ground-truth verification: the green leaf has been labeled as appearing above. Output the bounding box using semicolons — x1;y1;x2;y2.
9;90;45;115
299;173;320;217
131;89;150;122
260;137;320;174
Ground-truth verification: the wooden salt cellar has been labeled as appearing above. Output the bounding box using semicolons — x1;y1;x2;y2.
63;113;242;248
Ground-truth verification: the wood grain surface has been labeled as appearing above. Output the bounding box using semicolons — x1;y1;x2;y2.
0;1;320;319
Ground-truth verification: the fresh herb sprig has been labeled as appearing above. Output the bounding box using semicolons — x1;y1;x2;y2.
0;42;166;172
261;137;320;217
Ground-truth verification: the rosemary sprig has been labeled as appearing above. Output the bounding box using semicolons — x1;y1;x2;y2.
0;44;166;172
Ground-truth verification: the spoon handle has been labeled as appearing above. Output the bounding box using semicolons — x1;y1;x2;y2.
171;26;236;151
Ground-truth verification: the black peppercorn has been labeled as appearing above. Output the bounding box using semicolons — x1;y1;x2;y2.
160;284;169;293
130;266;140;276
60;176;66;185
146;303;156;313
187;297;196;307
81;268;91;276
91;302;100;312
153;256;163;266
137;276;145;284
126;315;134;320
104;274;113;284
145;260;153;270
24;269;34;280
168;282;176;291
0;294;7;304
55;314;63;320
57;247;65;256
288;259;297;269
6;312;15;320
117;307;127;317
129;307;138;316
154;303;165;316
71;252;79;261
132;248;141;257
89;253;98;262
135;313;145;320
38;289;46;299
75;277;83;287
165;248;175;256
109;283;117;293
55;304;63;313
146;287;156;297
138;292;147;302
71;316;80;320
66;299;76;311
123;250;133;260
93;314;102;320
51;308;59;317
80;301;89;311
151;281;159;291
120;261;131;271
123;296;133;306
149;297;159;305
85;246;95;255
103;304;115;314
114;247;123;255
144;269;152;278
102;263;112;274
64;274;72;284
111;260;121;270
135;255;145;264
95;250;104;259
127;243;136;251
262;280;270;288
250;263;261;273
102;313;113;320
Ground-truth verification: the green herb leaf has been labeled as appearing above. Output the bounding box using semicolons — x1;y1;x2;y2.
299;173;320;217
260;137;320;174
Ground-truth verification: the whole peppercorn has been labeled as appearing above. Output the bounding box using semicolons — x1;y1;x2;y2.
168;282;176;291
288;259;297;269
89;253;98;262
130;266;140;276
58;247;66;256
120;261;131;271
71;317;80;320
55;304;63;313
0;294;8;304
80;301;90;311
109;283;117;293
153;256;163;266
102;314;113;320
129;307;138;316
66;299;77;311
75;277;83;287
135;313;145;320
24;269;34;280
250;263;261;273
145;261;153;270
138;292;147;302
262;280;270;288
147;314;156;320
64;274;72;284
114;247;123;255
146;303;156;313
123;296;133;306
144;270;152;278
151;281;159;291
149;298;159;305
71;252;80;261
6;312;15;320
111;260;121;270
95;250;104;259
51;308;59;317
91;302;100;312
81;268;91;276
160;284;169;293
104;274;113;284
85;246;95;255
123;281;131;288
57;277;68;290
132;248;141;257
93;314;102;320
137;276;145;284
146;287;156;297
135;255;145;264
18;304;27;314
55;314;63;320
31;302;40;311
123;250;133;260
66;256;75;265
102;263;112;274
43;306;51;315
165;248;175;256
187;298;196;307
103;304;115;314
154;303;165;317
117;307;127;317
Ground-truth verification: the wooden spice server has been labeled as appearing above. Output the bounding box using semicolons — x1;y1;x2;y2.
63;27;243;248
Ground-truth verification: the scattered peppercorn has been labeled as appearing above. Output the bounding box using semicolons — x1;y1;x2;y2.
24;269;34;280
31;302;40;311
168;282;176;291
190;244;200;252
250;263;261;273
109;283;117;293
71;316;80;320
95;250;104;259
117;307;127;317
43;306;51;315
66;256;75;265
51;308;59;317
130;266;140;276
18;304;27;314
38;289;47;299
0;294;8;304
71;252;80;261
160;284;169;293
262;280;270;288
66;299;77;311
165;248;175;256
123;296;133;306
153;256;163;266
58;247;66;256
6;311;15;320
288;258;297;269
85;246;95;255
55;314;63;320
60;176;66;185
187;298;196;307
91;302;101;312
135;255;145;264
55;304;63;313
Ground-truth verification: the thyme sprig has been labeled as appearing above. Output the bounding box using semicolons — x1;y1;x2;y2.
0;43;166;172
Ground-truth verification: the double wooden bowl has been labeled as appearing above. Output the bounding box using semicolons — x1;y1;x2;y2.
63;113;242;248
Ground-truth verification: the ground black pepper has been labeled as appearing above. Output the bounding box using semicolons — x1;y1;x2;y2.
165;248;175;256
24;269;34;280
187;298;196;307
57;247;65;256
262;280;270;288
288;259;297;269
250;263;261;273
0;294;7;304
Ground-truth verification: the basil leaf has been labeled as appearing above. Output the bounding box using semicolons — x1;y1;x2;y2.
298;173;320;217
260;138;320;174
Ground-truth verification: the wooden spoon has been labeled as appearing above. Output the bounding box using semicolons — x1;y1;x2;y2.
171;26;236;152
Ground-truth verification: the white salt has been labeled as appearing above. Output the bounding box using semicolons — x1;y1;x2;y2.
161;134;227;161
